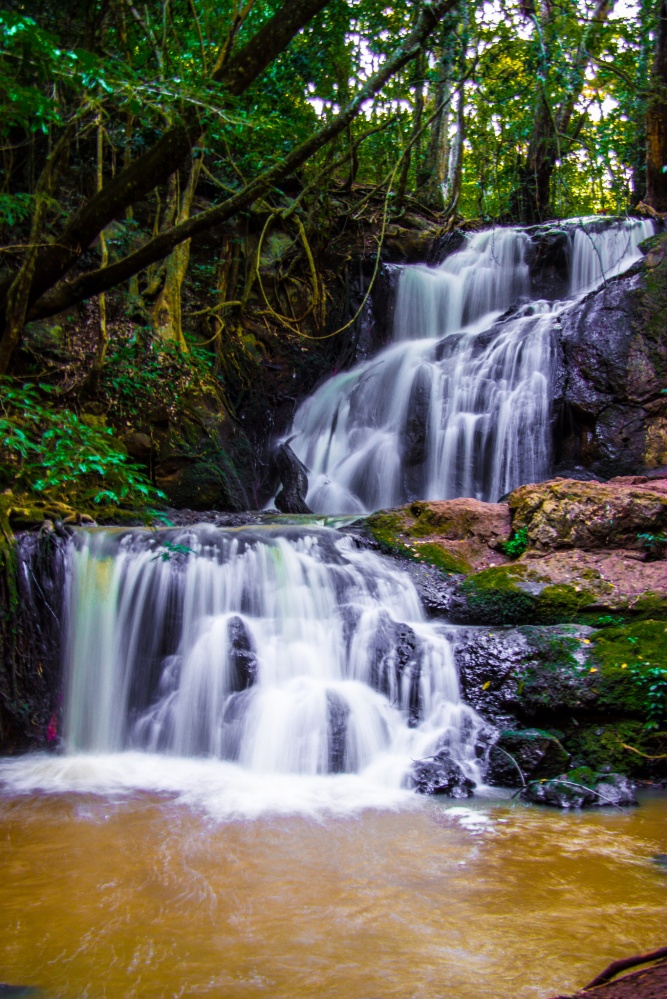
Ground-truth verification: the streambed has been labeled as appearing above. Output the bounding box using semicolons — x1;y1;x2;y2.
0;775;665;999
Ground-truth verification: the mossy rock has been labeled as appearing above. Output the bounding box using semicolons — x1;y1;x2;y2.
564;720;667;779
521;769;637;808
454;564;594;624
486;728;569;787
366;511;471;574
589;619;667;718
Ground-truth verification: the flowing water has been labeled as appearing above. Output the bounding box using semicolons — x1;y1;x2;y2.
0;787;665;999
1;216;664;997
286;217;654;513
62;525;484;783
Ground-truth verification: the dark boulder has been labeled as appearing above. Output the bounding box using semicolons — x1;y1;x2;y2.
367;614;423;725
411;753;476;797
402;365;432;486
521;769;638;808
556;256;667;478
227;616;258;691
326;690;350;773
486;728;569;787
274;443;312;514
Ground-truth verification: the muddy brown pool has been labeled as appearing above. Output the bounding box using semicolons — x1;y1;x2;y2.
1;783;665;999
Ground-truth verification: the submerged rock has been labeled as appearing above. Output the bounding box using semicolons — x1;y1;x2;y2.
411;753;476;797
521;769;638;808
486;729;569;787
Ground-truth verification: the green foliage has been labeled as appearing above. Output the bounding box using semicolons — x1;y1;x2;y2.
592;620;667;729
499;527;528;559
0;381;164;510
638;531;667;557
151;538;194;562
101;329;213;423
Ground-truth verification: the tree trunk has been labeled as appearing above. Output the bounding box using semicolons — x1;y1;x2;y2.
0;128;72;374
419;71;453;208
396;53;426;203
85;115;110;395
512;0;614;222
647;0;667;210
443;82;464;215
151;154;204;347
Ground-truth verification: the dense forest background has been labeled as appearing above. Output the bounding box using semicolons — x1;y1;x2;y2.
0;0;666;526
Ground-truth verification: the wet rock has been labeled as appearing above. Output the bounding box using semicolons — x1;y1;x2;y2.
122;431;152;463
411;753;476;797
557;248;667;478
274;443;312;514
521;769;638;808
509;476;667;553
454;624;598;726
486;729;569;787
402;365;431;474
227;617;258;691
367;614;422;724
403;561;457;617
326;690;350;773
155;449;250;512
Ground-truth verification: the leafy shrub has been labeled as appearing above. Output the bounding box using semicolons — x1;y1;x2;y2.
0;381;164;510
500;526;528;558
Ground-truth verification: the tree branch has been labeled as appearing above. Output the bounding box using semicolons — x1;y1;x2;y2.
28;0;459;322
2;0;336;323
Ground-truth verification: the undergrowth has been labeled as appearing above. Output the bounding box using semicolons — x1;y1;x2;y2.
0;380;164;512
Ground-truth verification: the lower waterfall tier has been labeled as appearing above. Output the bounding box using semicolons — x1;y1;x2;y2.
64;526;487;787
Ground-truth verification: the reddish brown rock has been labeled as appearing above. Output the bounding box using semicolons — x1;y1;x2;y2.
509;477;667;552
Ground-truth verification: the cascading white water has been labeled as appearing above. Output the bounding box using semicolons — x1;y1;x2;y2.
569;216;654;295
285;217;654;514
64;526;485;789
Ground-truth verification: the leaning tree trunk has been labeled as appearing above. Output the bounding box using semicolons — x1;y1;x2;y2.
647;0;667;210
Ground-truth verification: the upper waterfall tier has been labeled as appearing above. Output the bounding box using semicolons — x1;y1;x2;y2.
64;527;485;784
284;217;654;514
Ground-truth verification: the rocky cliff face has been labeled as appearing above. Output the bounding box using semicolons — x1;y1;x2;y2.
556;239;667;479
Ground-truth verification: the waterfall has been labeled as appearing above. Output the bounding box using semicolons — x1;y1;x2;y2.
63;526;485;787
569;217;654;295
285;217;654;514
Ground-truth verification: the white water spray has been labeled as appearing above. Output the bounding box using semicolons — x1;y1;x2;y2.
62;527;485;795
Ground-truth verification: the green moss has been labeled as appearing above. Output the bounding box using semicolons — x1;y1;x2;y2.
366;511;471;574
461;566;593;624
565;721;666;778
630;591;667;618
591;619;667;723
415;542;471;574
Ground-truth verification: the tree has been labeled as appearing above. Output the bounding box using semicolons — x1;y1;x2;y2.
0;0;461;371
512;0;616;222
647;0;667;210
